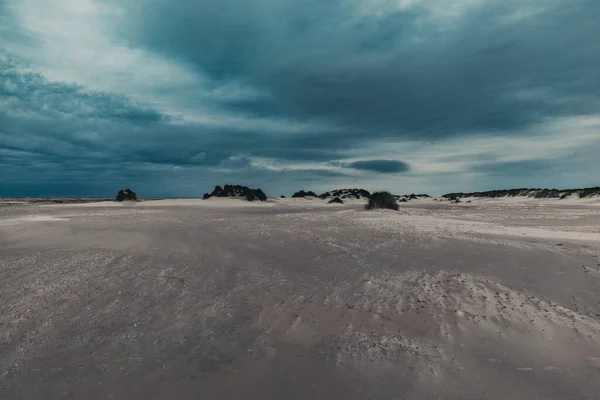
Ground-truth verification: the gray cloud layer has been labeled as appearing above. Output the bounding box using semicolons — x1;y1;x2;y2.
1;0;600;197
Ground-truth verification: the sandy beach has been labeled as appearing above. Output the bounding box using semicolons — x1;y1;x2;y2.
1;197;600;399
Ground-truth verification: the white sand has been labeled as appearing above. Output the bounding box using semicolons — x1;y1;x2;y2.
0;215;70;226
359;213;600;242
40;200;122;208
458;195;600;207
140;198;278;207
11;196;600;245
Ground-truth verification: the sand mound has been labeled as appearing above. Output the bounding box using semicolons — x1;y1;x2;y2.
251;268;600;384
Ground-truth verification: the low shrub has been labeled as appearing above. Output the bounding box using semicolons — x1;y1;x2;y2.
365;191;399;211
116;188;137;202
292;190;318;198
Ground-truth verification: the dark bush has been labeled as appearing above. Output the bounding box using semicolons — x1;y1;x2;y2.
211;185;225;197
579;187;600;198
292;190;318;198
318;188;371;200
254;189;267;201
204;184;267;201
116;188;137;202
280;195;286;198
203;193;211;200
328;197;344;204
365;191;399;211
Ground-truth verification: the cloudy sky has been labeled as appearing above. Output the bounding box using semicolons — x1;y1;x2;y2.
1;0;599;197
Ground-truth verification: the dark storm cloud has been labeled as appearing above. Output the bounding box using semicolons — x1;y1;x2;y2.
114;0;600;137
0;50;360;176
342;160;410;174
0;53;355;198
1;109;230;168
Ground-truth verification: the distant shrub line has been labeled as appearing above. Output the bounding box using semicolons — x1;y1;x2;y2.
442;187;600;200
112;185;599;205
